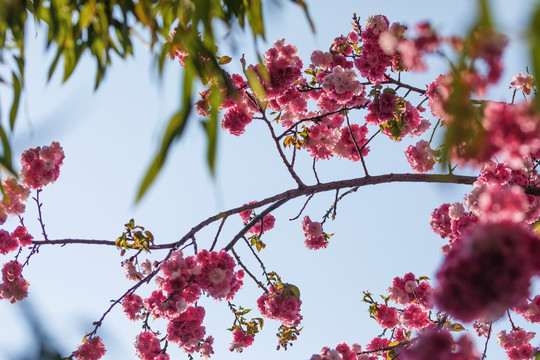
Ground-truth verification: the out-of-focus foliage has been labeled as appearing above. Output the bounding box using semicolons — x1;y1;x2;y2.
0;0;313;199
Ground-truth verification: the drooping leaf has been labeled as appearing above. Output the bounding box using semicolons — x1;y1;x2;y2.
9;72;21;131
530;3;540;111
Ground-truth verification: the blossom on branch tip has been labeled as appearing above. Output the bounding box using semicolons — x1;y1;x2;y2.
0;177;30;224
20;141;65;189
301;216;328;250
0;260;28;303
229;329;254;353
257;287;302;327
134;331;167;360
510;72;535;95
73;336;106;360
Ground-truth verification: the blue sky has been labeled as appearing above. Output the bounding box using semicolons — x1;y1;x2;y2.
0;0;538;359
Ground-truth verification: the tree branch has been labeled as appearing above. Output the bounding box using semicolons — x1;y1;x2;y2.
35;173;479;250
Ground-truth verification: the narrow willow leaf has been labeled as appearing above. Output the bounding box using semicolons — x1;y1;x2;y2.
9;72;21;130
137;63;194;201
531;4;540;111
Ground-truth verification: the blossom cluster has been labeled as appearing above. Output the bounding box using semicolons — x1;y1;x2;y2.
121;250;244;358
0;226;33;255
257;287;303;327
20;141;65;189
0;142;64;305
239;201;276;236
301;216;327;250
497;329;538;360
0;260;28;303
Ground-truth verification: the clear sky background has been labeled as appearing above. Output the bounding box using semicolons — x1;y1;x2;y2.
0;1;538;359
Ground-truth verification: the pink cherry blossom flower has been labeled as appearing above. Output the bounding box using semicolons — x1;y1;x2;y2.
514;295;540;323
122;293;144;321
73;336;106;360
0;230;18;255
20;141;65;189
433;221;540;322
375;304;400;329
221;105;252;136
229;329;254;353
510;72;535;95
195;250;244;300
166;306;206;354
11;226;32;247
0;261;28;303
257;287;302;327
400;330;480;360
301;216;327;250
405;140;438;174
134;331;165;360
400;304;430;330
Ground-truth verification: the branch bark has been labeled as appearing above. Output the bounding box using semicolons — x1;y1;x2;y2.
34;173;479;250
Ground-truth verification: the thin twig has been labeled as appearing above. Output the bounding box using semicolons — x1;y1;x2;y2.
231;248;266;291
345;115;369;176
481;322;492;360
209;216;227;252
429;119;441;144
289;193;315;221
224;199;289;251
261;116;306;188
243;237;271;291
34;189;49;241
312;158;321;184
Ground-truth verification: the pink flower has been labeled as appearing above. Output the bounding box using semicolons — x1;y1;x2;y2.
301;216;327;250
246;214;275;236
194;250;244;300
134;331;165;360
166;306;206;354
334;124;370;161
0;261;28;303
321;66;364;104
400;330;480;360
510;72;535;95
312;342;360;360
433;221;540;322
229;329;254;353
73;336;106;360
257;287;302;327
375;304;400;329
0;177;30;224
311;50;333;68
497;329;538;360
405;140;438;173
11;226;32;247
122;293;144;321
20;141;65;189
0;230;18;255
221;106;252;136
477;185;528;223
262;40;303;99
400;304;430;330
514;295;540;323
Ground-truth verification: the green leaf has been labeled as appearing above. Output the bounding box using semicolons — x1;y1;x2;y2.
531;4;540;111
0;125;15;176
9;72;21;131
137;58;196;201
290;0;315;33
